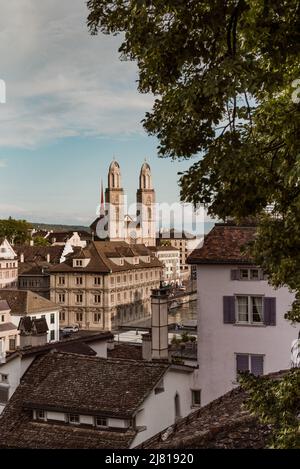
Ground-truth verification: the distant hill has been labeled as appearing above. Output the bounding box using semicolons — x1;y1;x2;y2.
31;223;90;233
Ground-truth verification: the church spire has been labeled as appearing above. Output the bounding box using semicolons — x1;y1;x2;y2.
100;179;105;217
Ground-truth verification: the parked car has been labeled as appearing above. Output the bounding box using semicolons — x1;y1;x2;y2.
61;325;79;333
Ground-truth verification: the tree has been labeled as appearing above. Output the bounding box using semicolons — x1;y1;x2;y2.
33;236;51;246
0;217;32;245
87;1;300;447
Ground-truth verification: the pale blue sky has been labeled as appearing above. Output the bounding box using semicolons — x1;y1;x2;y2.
0;0;211;231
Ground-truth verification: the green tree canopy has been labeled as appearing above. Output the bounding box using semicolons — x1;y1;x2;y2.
0;217;32;245
87;0;300;447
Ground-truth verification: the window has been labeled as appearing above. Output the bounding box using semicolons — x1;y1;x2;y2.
191;390;201;407
250;269;260;280
0;386;9;404
236;354;264;378
76;294;83;304
9;337;16;351
95;417;107;428
50;313;55;324
117;276;121;284
1;314;4;323
68;414;80;425
232;268;263;281
94;277;101;285
94;295;101;304
111;277;114;285
59;311;65;321
50;330;55;341
1;374;8;384
76;277;83;285
94;313;102;323
58;294;65;303
37;409;46;420
236;296;263;324
58;276;65;285
111;294;115;304
76;313;83;322
75;260;83;267
154;379;165;394
117;293;121;302
123;275;127;282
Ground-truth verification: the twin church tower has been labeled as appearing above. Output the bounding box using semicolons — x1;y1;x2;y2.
90;160;156;246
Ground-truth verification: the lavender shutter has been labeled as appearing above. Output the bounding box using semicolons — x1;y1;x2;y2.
231;269;240;280
236;354;249;373
251;355;264;376
223;296;236;323
264;297;276;326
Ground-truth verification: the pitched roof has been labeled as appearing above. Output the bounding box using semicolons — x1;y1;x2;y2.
140;370;291;449
188;224;257;265
0;352;169;448
50;241;162;274
0;290;59;315
108;343;143;361
19;317;49;335
0;323;18;332
15;245;65;264
0;300;10;311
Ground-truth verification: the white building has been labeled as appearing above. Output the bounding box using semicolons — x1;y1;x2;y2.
0;239;18;289
149;246;180;284
0;300;20;360
0;290;60;343
188;223;298;406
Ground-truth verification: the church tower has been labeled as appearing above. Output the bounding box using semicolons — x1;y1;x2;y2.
136;162;156;246
105;160;125;241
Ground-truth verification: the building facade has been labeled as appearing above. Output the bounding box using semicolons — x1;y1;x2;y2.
0;239;18;289
50;241;162;331
91;161;156;247
0;290;60;343
0;300;20;360
157;229;201;282
149;246;180;284
188;223;298;406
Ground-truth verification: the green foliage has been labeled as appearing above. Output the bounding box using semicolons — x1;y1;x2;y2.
239;370;300;448
87;1;300;447
33;236;51;246
0;217;32;245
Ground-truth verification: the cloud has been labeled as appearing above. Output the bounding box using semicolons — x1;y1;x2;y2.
0;0;153;148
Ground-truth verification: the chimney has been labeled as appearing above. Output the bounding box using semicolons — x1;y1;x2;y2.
151;285;170;361
20;253;24;263
0;338;6;364
142;333;152;361
46;253;50;263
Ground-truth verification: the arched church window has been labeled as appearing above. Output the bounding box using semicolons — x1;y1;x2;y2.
143;174;147;189
148;207;152;220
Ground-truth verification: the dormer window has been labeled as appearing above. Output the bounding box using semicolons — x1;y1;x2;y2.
75;260;83;267
134;257;139;264
120;259;124;266
67;414;80;425
37;410;46;421
95;417;107;428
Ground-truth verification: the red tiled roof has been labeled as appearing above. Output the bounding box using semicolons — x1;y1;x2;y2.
188;224;257;265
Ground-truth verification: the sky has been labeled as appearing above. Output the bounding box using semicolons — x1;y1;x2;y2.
0;0;212;232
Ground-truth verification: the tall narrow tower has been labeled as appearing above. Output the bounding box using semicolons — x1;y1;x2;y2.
105;160;125;241
136;162;156;246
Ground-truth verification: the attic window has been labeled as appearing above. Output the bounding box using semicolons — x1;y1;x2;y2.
95;417;107;428
120;259;124;266
75;260;83;267
134;257;139;264
154;379;165;395
68;414;80;425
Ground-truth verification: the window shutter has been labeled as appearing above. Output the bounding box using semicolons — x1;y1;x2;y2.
251;355;264;376
264;297;276;326
236;354;249;373
223;296;236;323
231;269;240;280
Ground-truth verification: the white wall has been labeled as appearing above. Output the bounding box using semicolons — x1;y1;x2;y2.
196;264;298;406
88;340;108;358
0;355;21;414
10;309;60;343
132;368;195;448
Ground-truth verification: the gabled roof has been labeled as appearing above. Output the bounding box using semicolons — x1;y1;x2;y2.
51;241;162;274
0;351;169;449
0;290;58;315
188;223;256;265
15;245;65;264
